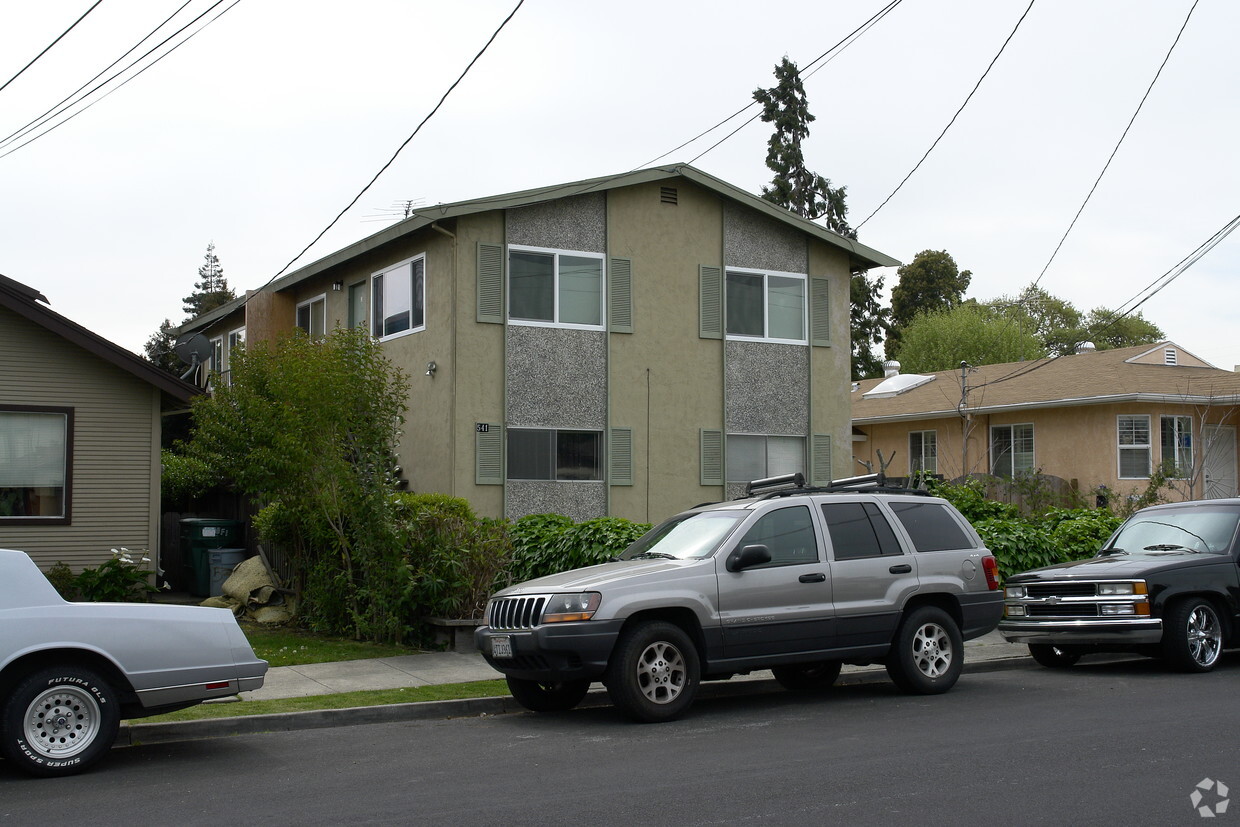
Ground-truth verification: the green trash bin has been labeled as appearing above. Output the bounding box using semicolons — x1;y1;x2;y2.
180;518;244;597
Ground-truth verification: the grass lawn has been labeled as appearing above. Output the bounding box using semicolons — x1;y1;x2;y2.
240;623;423;667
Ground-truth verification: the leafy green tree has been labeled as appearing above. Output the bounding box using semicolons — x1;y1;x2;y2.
1083;306;1164;350
851;271;891;378
182;242;236;319
182;327;412;641
892;303;1044;373
753;57;850;234
143;318;187;374
886;249;972;357
986;285;1084;356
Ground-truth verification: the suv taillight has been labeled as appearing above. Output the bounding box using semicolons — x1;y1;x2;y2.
982;556;999;590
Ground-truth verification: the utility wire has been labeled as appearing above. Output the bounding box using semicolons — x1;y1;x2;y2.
262;0;526;287
855;0;1036;231
1030;0;1200;288
0;1;104;96
0;0;197;149
640;0;904;170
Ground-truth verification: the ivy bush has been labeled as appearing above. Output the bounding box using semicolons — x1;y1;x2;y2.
509;514;651;583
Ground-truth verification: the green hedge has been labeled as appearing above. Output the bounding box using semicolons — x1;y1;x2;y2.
509;514;651;583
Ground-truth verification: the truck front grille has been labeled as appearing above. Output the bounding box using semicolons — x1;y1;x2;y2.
1027;583;1097;598
489;596;547;630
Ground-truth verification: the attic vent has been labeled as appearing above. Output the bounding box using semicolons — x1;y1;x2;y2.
1165;348;1178;365
660;186;678;205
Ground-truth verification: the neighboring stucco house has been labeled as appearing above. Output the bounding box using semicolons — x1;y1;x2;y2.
852;342;1240;502
179;164;898;523
0;274;199;570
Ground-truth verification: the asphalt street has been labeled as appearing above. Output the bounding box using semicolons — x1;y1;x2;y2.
3;653;1237;825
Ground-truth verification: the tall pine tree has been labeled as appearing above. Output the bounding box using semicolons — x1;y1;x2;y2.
753;57;889;378
182;242;236;319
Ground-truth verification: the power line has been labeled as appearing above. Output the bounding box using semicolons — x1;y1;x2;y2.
1030;0;1201;288
855;0;1037;232
0;0;238;160
640;0;904;170
0;0;104;96
261;0;526;288
0;0;197;149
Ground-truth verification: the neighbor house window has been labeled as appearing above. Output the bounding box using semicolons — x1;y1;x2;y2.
208;336;224;373
1118;415;1151;479
726;268;806;343
508;428;602;481
909;430;937;474
727;434;806;483
296;295;326;338
373;256;425;339
991;424;1034;477
227;327;245;352
1160;415;1193;477
0;407;71;523
508;246;604;328
348;282;367;329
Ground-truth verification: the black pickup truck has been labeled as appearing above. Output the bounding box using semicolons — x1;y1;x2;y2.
999;498;1240;671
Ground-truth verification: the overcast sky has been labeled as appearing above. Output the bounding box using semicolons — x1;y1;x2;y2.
2;0;1236;369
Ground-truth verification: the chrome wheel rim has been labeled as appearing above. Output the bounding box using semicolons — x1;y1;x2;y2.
23;685;101;760
1187;606;1222;667
636;641;686;704
911;623;953;678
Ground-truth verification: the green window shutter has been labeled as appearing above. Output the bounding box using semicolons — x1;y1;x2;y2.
476;424;503;485
810;276;830;346
609;257;633;333
811;433;833;486
609;427;633;485
700;428;724;486
699;265;723;339
477;242;503;324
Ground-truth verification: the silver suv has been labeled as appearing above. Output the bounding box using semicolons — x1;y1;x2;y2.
476;474;1002;722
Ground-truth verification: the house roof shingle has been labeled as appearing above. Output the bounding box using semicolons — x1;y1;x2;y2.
852;342;1240;424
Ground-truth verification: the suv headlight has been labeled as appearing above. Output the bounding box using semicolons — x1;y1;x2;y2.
543;592;602;623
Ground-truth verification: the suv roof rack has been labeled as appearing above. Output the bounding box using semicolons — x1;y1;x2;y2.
743;472;932;500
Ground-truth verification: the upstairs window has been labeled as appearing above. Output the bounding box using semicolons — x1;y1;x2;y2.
509;246;604;329
296;295;326;338
0;407;71;523
373;256;425;339
348;282;368;329
1118;415;1151;479
726;269;806;343
991;423;1034;477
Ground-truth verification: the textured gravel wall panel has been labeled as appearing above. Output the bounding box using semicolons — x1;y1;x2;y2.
725;341;809;434
507;193;606;253
723;202;808;273
506;326;607;428
506;481;607;521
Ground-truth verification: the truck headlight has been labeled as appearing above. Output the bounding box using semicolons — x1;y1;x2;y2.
543;592;601;623
1098;582;1134;596
1005;586;1027;599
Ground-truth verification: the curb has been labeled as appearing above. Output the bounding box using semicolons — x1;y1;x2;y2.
117;654;1033;747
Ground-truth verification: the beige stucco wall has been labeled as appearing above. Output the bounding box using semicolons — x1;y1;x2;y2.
807;240;856;482
606;180;726;522
0;308;162;570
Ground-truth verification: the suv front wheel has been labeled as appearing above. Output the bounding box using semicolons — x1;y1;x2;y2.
605;621;700;723
885;606;963;694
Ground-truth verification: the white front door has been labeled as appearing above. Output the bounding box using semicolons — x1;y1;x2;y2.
1202;425;1237;498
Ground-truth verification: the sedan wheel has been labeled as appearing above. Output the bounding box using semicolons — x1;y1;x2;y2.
1;667;120;778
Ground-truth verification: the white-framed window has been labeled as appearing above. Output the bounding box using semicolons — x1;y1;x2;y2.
909;430;937;474
508;245;604;329
373;255;425;340
507;428;602;481
348;281;368;329
991;423;1034;477
296;294;327;338
0;406;71;523
227;327;245;352
726;268;807;344
726;434;806;483
1117;415;1151;479
1160;415;1193;477
208;336;224;373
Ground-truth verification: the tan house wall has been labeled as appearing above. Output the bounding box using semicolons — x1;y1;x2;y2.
0;307;162;570
807;240;855;481
606;180;726;522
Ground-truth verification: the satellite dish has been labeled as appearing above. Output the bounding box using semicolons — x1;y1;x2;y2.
173;333;213;381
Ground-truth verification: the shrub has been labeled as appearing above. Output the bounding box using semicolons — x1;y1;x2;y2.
44;561;78;600
508;514;575;583
160;449;218;505
509;514;650;583
71;549;159;603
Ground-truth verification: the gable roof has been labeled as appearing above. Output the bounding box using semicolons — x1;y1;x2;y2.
0;273;199;406
853;342;1240;424
273;163;898;292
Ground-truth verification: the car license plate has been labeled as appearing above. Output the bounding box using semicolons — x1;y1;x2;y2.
491;635;513;659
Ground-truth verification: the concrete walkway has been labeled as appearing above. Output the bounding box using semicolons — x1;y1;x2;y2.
241;629;1029;701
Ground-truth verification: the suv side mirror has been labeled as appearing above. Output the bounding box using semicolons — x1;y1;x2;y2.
727;543;771;572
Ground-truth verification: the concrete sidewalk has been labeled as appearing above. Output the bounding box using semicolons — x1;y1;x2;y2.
116;631;1032;746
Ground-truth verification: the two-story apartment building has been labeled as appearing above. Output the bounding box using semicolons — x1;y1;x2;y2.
180;165;898;523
